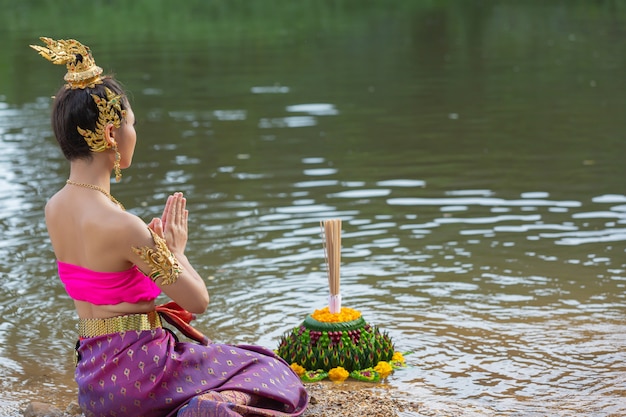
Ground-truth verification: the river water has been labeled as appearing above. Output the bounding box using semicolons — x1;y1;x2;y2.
1;2;625;416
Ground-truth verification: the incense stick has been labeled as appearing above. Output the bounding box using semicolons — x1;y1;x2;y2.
321;219;342;313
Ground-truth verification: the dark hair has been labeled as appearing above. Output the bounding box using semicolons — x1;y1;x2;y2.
51;76;128;160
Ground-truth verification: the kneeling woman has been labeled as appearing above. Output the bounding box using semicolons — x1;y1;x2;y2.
31;37;308;417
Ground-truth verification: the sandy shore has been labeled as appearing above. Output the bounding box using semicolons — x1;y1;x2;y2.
23;381;423;417
302;381;421;417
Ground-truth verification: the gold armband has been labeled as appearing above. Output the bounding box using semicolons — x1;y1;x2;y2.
132;228;183;285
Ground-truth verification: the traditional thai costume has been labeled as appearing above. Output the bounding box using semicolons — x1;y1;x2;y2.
31;37;308;417
61;261;308;417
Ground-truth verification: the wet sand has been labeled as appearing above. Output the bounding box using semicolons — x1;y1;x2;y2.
18;381;424;417
302;382;422;417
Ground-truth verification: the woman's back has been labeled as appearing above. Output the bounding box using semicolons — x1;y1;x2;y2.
46;185;159;319
46;185;134;272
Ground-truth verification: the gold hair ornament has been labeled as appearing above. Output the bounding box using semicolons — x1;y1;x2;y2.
31;37;128;181
30;37;103;89
76;87;126;154
133;228;183;286
112;143;122;182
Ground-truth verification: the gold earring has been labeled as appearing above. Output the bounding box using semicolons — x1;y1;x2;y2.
113;143;122;182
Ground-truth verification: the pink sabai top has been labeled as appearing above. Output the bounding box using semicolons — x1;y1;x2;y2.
57;261;161;305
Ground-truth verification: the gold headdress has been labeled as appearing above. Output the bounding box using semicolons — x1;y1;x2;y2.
30;37;103;89
31;37;127;181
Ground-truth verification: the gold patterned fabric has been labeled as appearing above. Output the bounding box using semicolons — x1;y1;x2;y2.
76;329;309;417
78;311;161;337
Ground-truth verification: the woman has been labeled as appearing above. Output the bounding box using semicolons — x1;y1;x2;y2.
31;37;308;417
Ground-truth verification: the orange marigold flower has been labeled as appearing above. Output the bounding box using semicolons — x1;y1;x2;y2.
328;367;349;383
392;351;405;364
311;306;361;323
374;361;393;378
290;363;306;376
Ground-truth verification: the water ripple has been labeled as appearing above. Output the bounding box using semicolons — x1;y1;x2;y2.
387;197;582;208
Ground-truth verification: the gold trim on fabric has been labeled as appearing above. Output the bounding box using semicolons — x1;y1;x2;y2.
78;311;161;337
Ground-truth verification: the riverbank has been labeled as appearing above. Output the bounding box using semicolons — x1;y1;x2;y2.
303;382;421;416
21;382;423;417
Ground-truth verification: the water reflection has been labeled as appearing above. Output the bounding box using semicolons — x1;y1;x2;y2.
2;2;626;416
2;94;626;415
286;103;339;116
259;116;318;128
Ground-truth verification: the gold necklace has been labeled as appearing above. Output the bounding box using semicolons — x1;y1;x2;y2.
66;179;125;211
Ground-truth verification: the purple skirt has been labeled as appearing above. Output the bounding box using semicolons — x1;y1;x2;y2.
75;328;308;417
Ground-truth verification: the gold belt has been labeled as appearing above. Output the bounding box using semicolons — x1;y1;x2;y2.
78;311;162;337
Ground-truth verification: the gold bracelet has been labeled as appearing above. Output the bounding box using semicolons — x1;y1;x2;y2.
133;228;183;285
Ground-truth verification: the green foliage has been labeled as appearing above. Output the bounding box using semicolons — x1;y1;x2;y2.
3;0;623;46
276;322;395;372
0;0;430;43
4;0;625;103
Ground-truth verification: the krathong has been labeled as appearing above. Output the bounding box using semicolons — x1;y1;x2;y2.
276;219;407;383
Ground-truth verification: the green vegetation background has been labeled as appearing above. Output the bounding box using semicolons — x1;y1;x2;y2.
0;0;624;104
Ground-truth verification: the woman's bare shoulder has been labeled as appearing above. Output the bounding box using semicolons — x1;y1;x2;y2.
81;209;155;269
106;209;153;241
44;189;69;218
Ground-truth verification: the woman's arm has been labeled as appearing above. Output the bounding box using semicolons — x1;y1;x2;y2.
127;192;209;313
